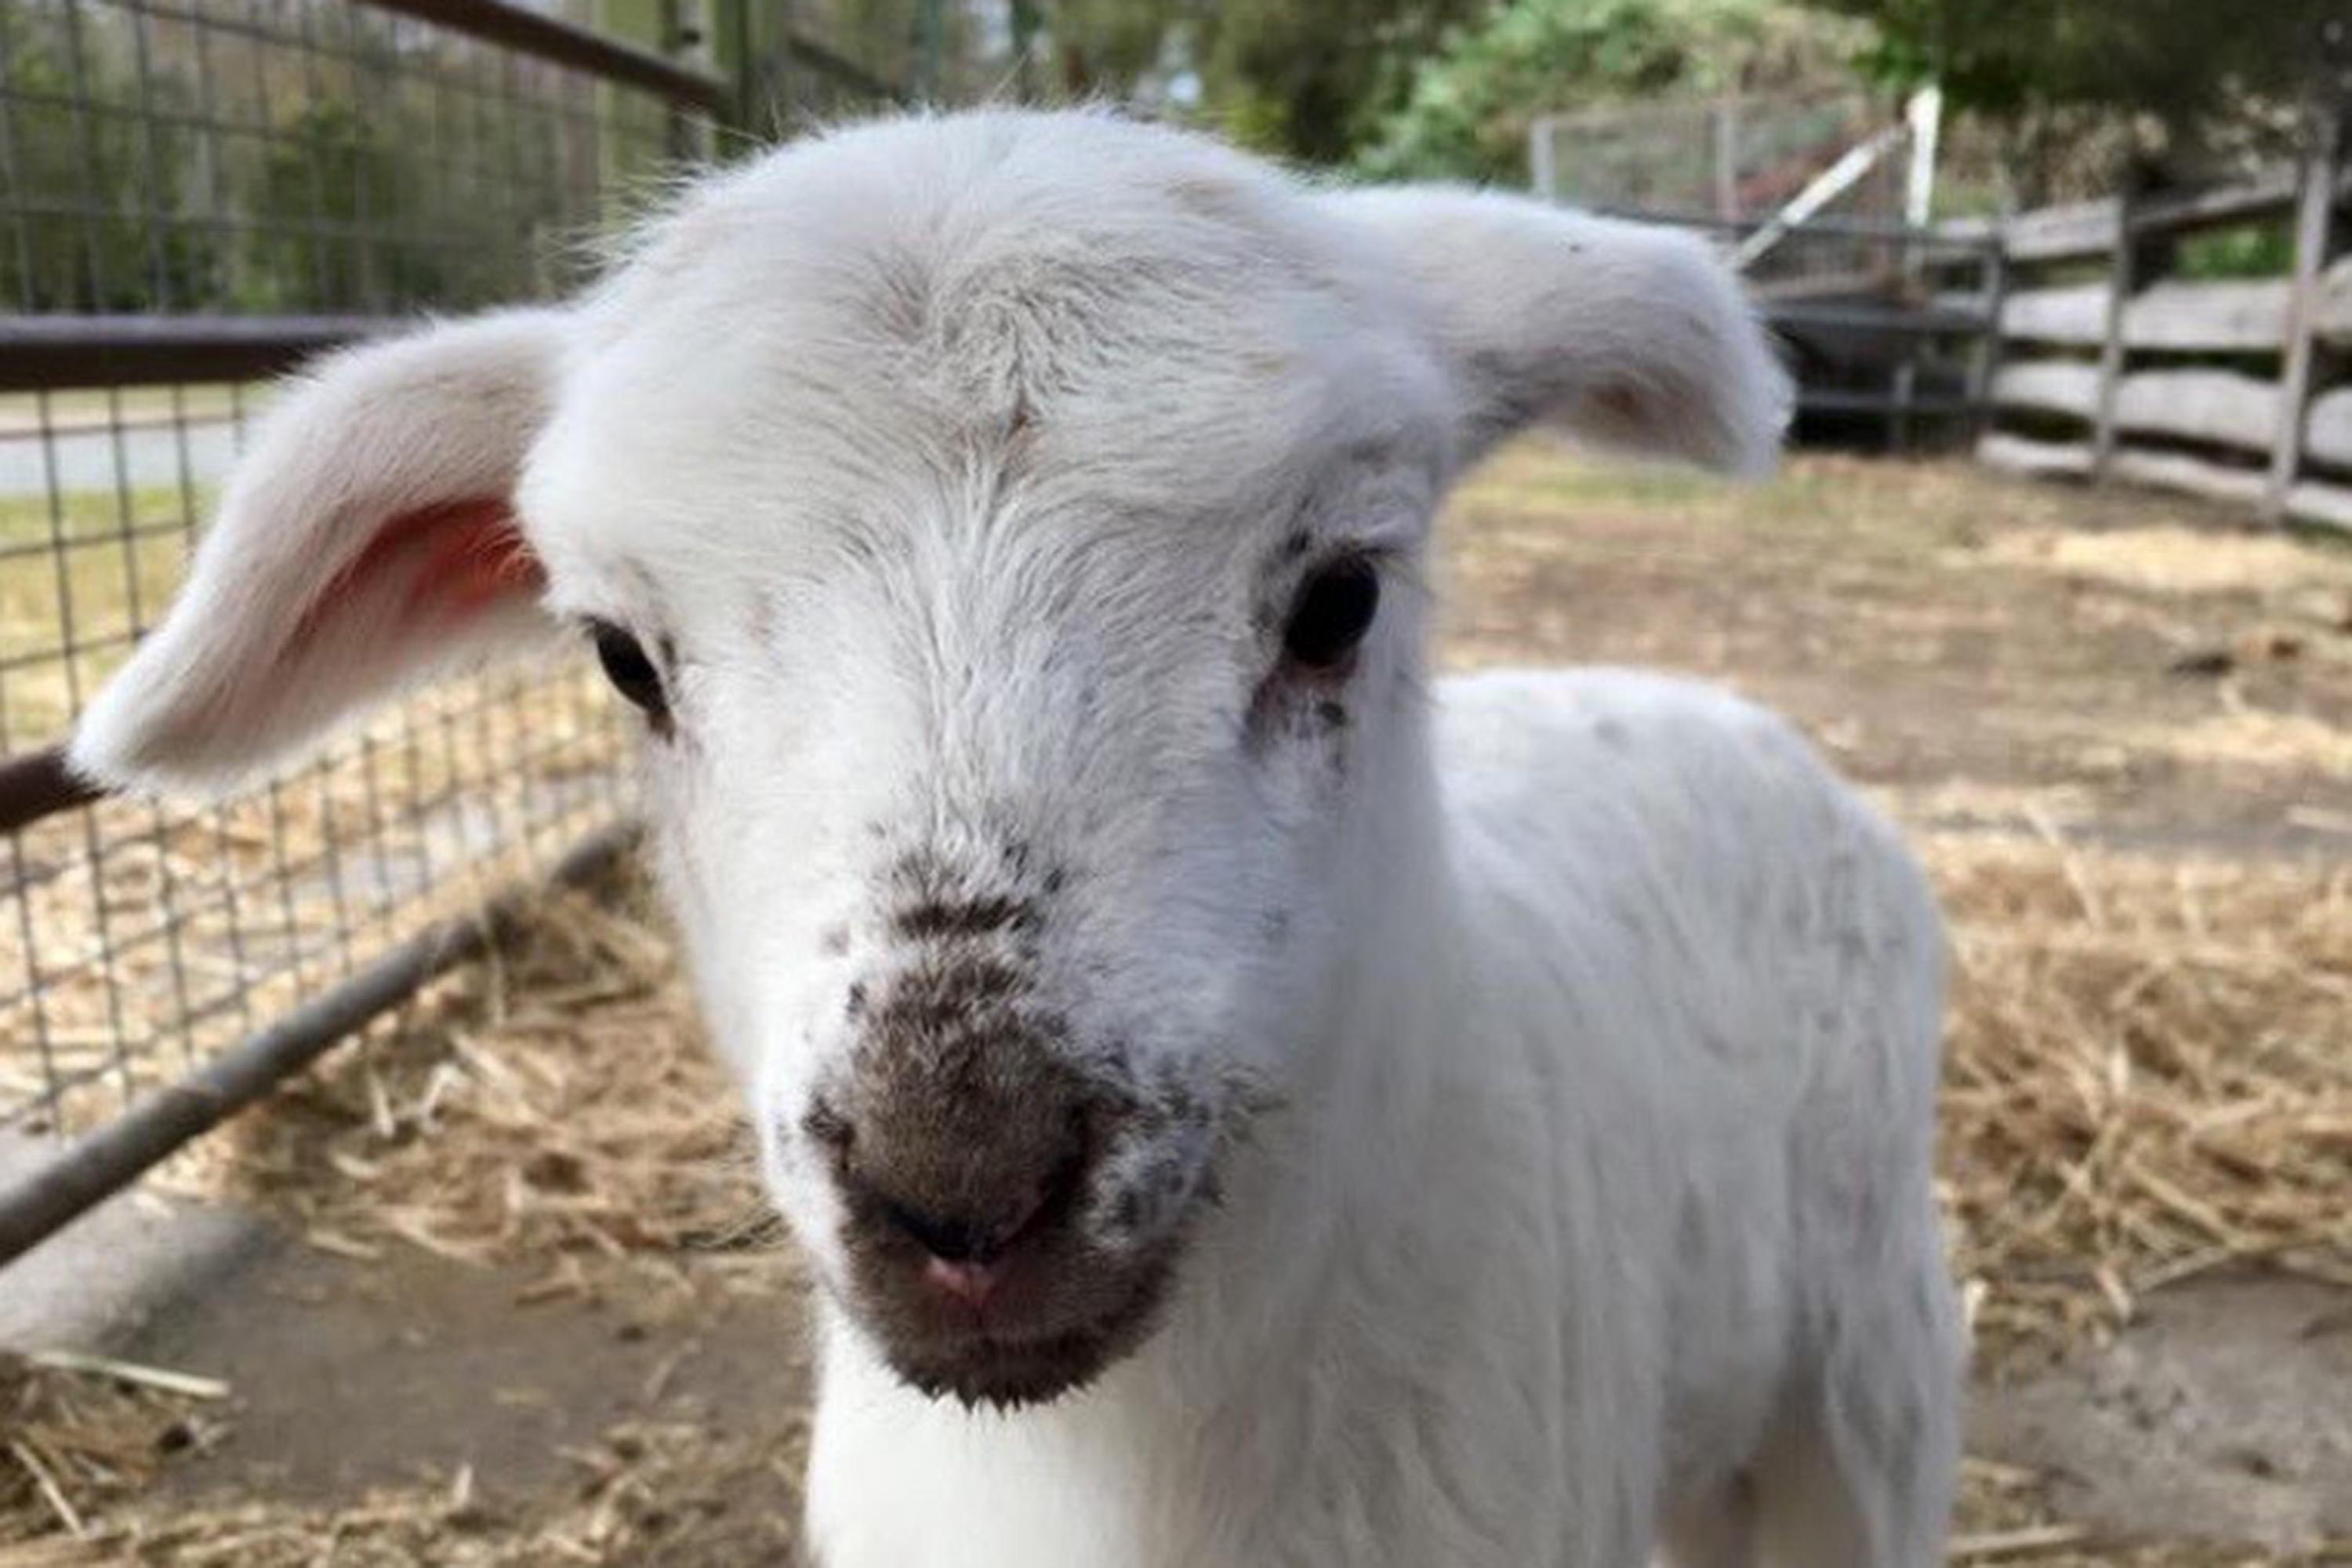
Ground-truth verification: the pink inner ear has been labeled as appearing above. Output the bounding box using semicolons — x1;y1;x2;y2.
289;495;544;663
387;496;546;618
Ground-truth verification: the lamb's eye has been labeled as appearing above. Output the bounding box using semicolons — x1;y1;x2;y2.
1281;557;1381;672
589;619;668;719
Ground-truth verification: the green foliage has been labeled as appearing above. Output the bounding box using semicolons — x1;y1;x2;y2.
238;97;555;313
1802;0;2348;127
243;101;408;311
1040;0;1184;91
2173;221;2295;282
0;5;221;310
1354;0;1858;183
1044;0;1483;165
1192;0;1485;164
0;2;662;316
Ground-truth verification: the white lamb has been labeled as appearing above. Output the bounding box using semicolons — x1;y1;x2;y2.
74;109;1962;1566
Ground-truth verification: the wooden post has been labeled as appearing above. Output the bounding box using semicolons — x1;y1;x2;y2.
1529;116;1558;201
1903;85;1943;230
1010;0;1039;103
657;0;706;159
1965;235;2009;447
1713;96;1740;221
2089;191;2133;481
914;0;944;102
2267;96;2343;524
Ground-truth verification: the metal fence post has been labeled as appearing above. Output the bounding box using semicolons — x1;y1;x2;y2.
1529;115;1558;201
1965;234;2010;448
2090;188;2139;483
0;0;736;1266
1712;95;1740;221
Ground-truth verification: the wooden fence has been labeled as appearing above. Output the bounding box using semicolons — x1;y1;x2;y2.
1946;109;2352;532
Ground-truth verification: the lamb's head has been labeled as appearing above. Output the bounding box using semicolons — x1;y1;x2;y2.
70;110;1787;1408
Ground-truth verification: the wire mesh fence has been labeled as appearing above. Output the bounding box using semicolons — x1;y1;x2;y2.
0;0;742;1190
1530;88;1944;306
1530;87;2004;452
0;0;706;315
1531;89;1885;223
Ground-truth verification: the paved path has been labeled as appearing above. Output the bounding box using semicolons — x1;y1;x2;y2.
0;1129;267;1352
0;419;238;499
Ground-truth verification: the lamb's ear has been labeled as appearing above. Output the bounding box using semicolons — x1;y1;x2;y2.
71;309;570;799
1323;187;1791;476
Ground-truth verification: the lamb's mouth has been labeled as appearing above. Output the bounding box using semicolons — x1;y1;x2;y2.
869;1249;1181;1410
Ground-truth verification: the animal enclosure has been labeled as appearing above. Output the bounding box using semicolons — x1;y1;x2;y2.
1967;130;2352;531
1582;88;2352;521
0;27;2344;1558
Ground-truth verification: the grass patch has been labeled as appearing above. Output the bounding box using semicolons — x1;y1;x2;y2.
0;488;205;742
0;485;205;549
0;385;256;436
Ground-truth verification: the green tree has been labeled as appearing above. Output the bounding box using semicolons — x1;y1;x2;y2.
1193;0;1486;165
238;52;603;314
0;3;221;310
245;100;408;311
1043;0;1483;165
1801;0;2347;138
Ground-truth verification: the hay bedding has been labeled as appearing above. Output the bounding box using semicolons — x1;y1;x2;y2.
1933;834;2352;1360
180;873;779;1290
196;834;2352;1370
2;1353;225;1553
0;1396;799;1564
1;872;804;1563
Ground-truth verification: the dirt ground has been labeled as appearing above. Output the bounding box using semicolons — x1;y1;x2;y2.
1440;448;2352;854
5;445;2350;1564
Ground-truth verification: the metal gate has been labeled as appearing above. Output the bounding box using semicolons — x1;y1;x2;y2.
0;0;885;1260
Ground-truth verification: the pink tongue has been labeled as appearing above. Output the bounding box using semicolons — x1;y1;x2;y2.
924;1256;1004;1308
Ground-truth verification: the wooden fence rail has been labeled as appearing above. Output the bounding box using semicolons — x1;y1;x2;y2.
1952;102;2351;532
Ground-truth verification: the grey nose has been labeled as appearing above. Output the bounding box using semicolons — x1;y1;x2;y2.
884;1198;993;1262
825;1095;1091;1304
815;924;1109;1279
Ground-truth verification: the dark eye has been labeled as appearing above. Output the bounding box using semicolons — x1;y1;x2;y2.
589;619;668;720
1281;557;1381;672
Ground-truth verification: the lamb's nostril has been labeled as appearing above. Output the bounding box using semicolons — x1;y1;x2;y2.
828;1046;1102;1302
881;1197;994;1265
878;1184;1050;1267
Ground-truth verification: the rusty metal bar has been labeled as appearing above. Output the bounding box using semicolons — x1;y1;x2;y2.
1798;390;1978;419
1595;205;1993;250
1764;300;1994;336
349;0;730;111
782;31;906;103
0;314;396;392
2265;100;2343;524
0;746;103;837
0;822;638;1269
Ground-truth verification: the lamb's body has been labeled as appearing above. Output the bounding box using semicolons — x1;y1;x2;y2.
72;110;1962;1567
809;667;1958;1568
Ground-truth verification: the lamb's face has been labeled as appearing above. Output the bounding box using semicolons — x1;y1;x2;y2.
68;111;1786;1412
515;131;1455;1405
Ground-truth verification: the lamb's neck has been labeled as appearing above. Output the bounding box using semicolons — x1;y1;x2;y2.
1166;739;1483;1374
1316;726;1465;1091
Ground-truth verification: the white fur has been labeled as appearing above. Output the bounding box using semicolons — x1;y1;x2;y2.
72;110;1957;1567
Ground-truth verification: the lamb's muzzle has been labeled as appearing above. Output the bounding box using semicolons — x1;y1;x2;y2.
808;1022;1200;1408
